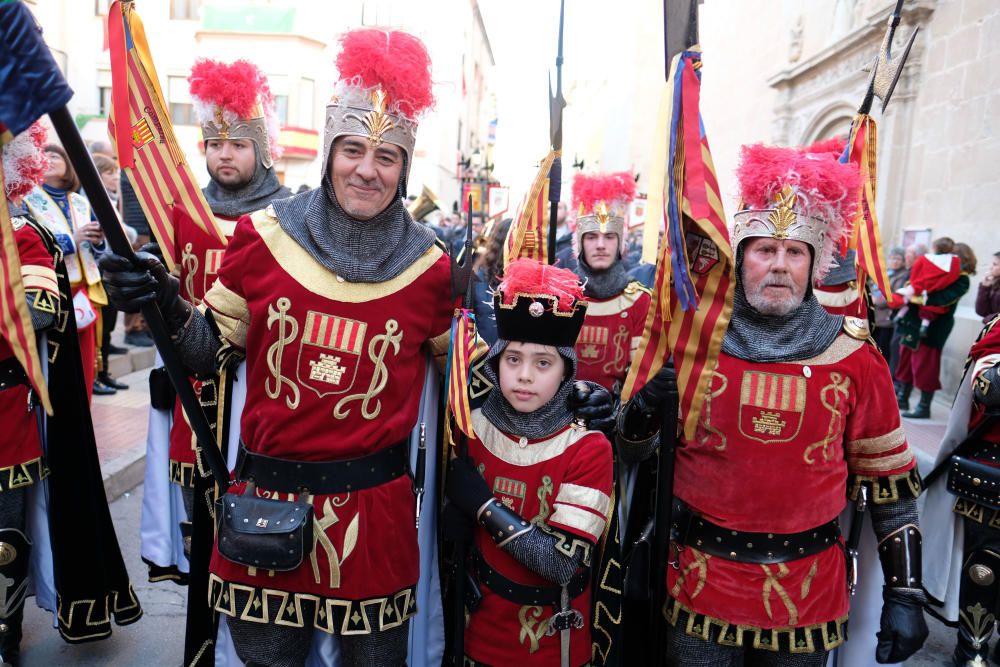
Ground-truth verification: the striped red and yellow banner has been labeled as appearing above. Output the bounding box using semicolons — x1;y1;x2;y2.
446;309;478;443
846;114;899;309
0;171;52;415
504;150;555;266
622;47;734;440
107;1;226;271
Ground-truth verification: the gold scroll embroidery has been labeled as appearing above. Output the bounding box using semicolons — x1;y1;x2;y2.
803;372;851;465
334;319;402;420
518;605;551;654
181;242;198;304
602;324;629;376
532;475;554;526
265;297;300;410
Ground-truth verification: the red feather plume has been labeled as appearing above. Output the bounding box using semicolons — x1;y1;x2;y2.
335;28;435;119
803;136;847;156
735;143;862;224
498;259;583;313
188;59;272;118
571;171;636;214
3;123;48;201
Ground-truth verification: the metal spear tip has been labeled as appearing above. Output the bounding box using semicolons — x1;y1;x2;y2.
859;13;919;115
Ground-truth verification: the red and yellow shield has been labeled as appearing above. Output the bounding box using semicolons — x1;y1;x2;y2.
577;325;608;364
296;311;367;397
493;476;527;514
203;248;225;295
738;371;805;444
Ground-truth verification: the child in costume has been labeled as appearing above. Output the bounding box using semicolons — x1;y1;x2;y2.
445;258;614;666
897;237;961;337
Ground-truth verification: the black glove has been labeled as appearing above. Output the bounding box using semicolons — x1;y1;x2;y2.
440;501;475;544
568;381;615;433
875;588;928;663
98;251;190;331
636;364;677;406
445;456;493;518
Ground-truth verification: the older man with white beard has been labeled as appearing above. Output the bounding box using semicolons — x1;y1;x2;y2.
617;143;929;666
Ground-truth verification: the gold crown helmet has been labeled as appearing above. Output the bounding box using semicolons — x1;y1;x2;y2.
571;171;636;256
730;142;864;282
322;29;435;196
188;59;281;170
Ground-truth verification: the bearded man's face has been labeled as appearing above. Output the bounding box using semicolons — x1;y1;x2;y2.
741;238;811;316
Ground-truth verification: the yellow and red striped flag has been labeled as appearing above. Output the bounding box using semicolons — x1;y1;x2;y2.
622;47;734;440
446;309;478;444
504;150;556;266
844;114;899;308
0;171;52;415
106;1;226;271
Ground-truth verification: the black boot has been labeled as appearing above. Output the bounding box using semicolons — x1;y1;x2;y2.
0;529;30;667
896;383;913;411
902;390;933;419
952;549;1000;667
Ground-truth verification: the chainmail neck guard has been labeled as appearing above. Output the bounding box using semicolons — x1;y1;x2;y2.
577;258;629;299
721;250;843;363
202;146;292;217
480;339;577;440
270;178;436;283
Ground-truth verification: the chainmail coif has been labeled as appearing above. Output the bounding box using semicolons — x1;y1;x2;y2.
721;245;843;363
480;338;578;440
202;144;292;218
271;178;436;283
576;257;630;300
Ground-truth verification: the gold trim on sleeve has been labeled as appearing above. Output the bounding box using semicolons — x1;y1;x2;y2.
554;483;612;517
846;426;906;456
846;448;915;475
549;503;606;541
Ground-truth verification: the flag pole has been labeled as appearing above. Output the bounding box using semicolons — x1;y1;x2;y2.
47;107;231;486
546;0;566;265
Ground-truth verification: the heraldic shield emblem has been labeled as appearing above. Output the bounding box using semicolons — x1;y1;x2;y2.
203;248;225;296
738;371;806;444
577;325;608;364
493;477;527;514
297;311;367;397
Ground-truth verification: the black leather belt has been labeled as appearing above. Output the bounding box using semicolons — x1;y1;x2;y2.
234;441;409;495
471;549;588;606
0;358;29;392
672;499;841;564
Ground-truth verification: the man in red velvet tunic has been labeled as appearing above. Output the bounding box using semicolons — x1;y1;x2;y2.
103;29;453;666
616;143;929;666
570;171;650;394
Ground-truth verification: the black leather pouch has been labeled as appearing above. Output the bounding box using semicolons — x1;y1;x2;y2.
215;489;314;571
148;367;176;411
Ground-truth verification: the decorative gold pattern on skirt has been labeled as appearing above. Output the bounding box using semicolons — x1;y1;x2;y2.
518;604;551;654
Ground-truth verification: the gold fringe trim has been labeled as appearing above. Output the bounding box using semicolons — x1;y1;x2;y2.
663;597;848;653
847;467;921;504
0;457;49;493
208;573;416;636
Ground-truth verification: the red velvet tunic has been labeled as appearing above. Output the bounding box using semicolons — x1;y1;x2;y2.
464;411;613;666
203;208;452;630
167;209;237;485
575;283;650;392
0;219;58;484
668;331;916;645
